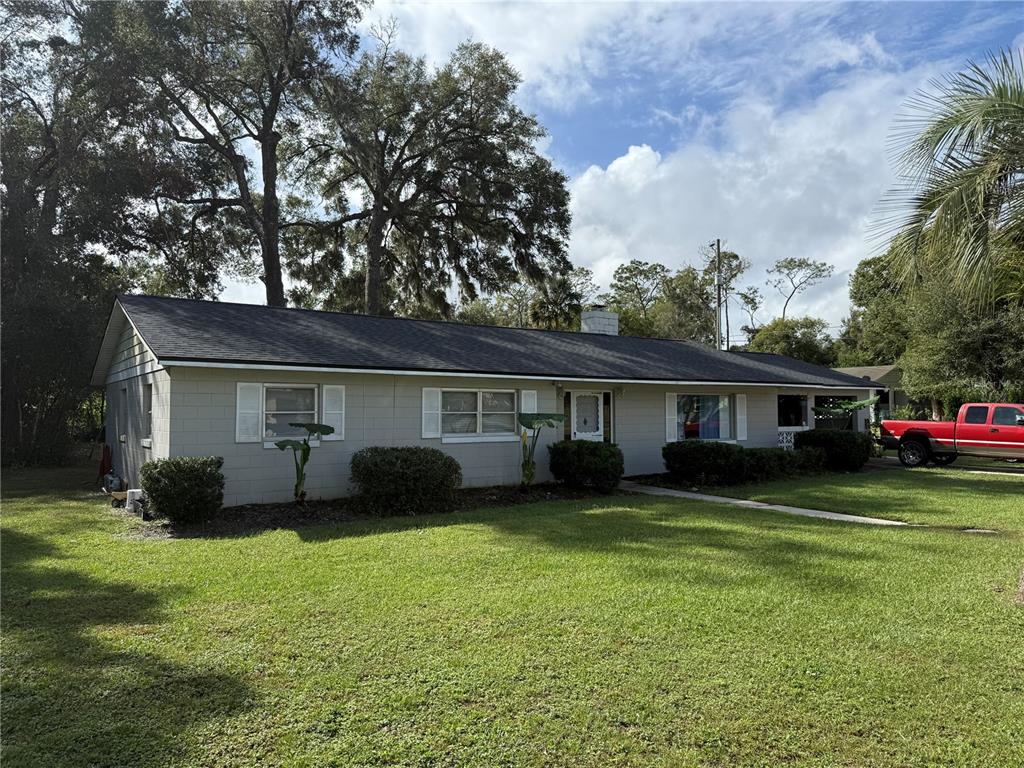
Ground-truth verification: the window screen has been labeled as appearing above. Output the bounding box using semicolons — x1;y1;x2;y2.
264;386;317;438
441;390;516;435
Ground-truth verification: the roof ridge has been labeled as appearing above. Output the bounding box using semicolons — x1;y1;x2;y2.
116;293;717;348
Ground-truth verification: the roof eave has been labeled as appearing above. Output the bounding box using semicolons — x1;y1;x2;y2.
89;298;128;386
159;357;881;389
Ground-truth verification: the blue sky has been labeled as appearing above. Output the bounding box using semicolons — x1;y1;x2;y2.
225;1;1023;336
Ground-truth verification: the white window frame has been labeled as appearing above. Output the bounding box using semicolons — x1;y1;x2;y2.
261;383;320;449
440;388;519;444
140;382;153;449
670;393;735;443
119;386;128;444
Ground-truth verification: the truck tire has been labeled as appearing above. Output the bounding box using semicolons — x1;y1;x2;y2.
931;453;957;466
898;439;929;468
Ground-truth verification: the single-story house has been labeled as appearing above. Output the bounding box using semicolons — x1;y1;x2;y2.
93;296;880;507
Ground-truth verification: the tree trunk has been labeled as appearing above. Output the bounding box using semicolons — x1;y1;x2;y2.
261;131;286;307
364;203;386;315
930;398;944;421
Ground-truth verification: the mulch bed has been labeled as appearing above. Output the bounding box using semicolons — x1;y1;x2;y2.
127;483;622;540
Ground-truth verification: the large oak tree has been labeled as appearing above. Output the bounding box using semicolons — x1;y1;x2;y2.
311;35;571;315
112;0;364;306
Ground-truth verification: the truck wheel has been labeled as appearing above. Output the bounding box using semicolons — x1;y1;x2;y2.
931;454;957;466
898;440;929;468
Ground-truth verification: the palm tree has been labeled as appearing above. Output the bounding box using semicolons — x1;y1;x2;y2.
881;49;1024;306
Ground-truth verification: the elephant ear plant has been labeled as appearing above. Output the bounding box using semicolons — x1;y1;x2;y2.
518;413;565;487
275;423;335;503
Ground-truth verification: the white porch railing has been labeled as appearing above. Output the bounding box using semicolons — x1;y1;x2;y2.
778;426;810;450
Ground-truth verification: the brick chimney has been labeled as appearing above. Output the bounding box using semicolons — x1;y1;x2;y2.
580;304;619;335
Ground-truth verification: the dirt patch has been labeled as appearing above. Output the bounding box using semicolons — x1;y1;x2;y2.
120;483;622;540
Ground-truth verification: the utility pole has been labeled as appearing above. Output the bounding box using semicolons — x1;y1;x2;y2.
714;238;722;351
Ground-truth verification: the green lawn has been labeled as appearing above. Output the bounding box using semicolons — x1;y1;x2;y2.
718;465;1024;531
3;466;1023;767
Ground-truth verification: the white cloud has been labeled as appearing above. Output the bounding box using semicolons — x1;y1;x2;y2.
362;1;629;109
361;2;876;111
567;66;932;331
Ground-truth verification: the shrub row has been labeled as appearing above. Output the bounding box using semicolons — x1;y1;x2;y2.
793;429;872;472
662;440;828;487
143;431;863;524
547;440;624;493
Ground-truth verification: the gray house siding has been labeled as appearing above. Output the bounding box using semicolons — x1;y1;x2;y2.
105;370;171;484
149;365;871;507
167;367;563;507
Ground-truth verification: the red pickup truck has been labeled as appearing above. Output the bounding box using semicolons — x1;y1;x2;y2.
880;403;1024;467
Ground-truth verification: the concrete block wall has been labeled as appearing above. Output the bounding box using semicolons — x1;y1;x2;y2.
160;365;874;507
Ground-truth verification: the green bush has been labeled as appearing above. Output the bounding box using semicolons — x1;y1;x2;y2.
661;441;829;486
139;456;224;524
662;440;746;486
793;429;872;472
794;446;828;473
743;447;793;483
350;447;462;516
548;440;624;493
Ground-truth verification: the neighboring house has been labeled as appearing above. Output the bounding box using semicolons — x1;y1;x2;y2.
834;364;911;421
93;296;880;506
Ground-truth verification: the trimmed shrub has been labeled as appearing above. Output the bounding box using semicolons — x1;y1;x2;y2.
794;445;828;473
743;447;794;483
140;456;224;524
794;429;872;472
662;440;746;486
661;442;830;486
350;446;462;516
548;440;624;493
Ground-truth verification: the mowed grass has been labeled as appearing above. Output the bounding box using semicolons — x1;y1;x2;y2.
2;466;1023;767
719;464;1024;531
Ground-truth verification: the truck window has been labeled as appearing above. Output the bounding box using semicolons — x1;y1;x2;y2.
992;406;1023;426
964;406;989;424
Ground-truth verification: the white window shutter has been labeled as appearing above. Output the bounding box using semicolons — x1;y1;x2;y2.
519;390;537;434
735;394;748;441
665;393;678;443
520;390;537;414
719;395;732;440
322;385;345;440
422;388;441;438
236;382;262;443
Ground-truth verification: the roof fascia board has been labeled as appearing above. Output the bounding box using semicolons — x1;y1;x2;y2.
162;359;880;390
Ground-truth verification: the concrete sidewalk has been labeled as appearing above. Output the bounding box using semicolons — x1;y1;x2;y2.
620;480;907;527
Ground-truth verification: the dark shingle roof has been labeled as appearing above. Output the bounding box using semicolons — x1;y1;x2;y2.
111;294;880;388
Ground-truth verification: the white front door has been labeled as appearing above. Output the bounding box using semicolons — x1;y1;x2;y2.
572;391;604;441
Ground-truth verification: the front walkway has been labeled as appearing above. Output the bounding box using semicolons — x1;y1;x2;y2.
620;480;907;527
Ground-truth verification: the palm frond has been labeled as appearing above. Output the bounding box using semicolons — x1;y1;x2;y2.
878;48;1024;307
